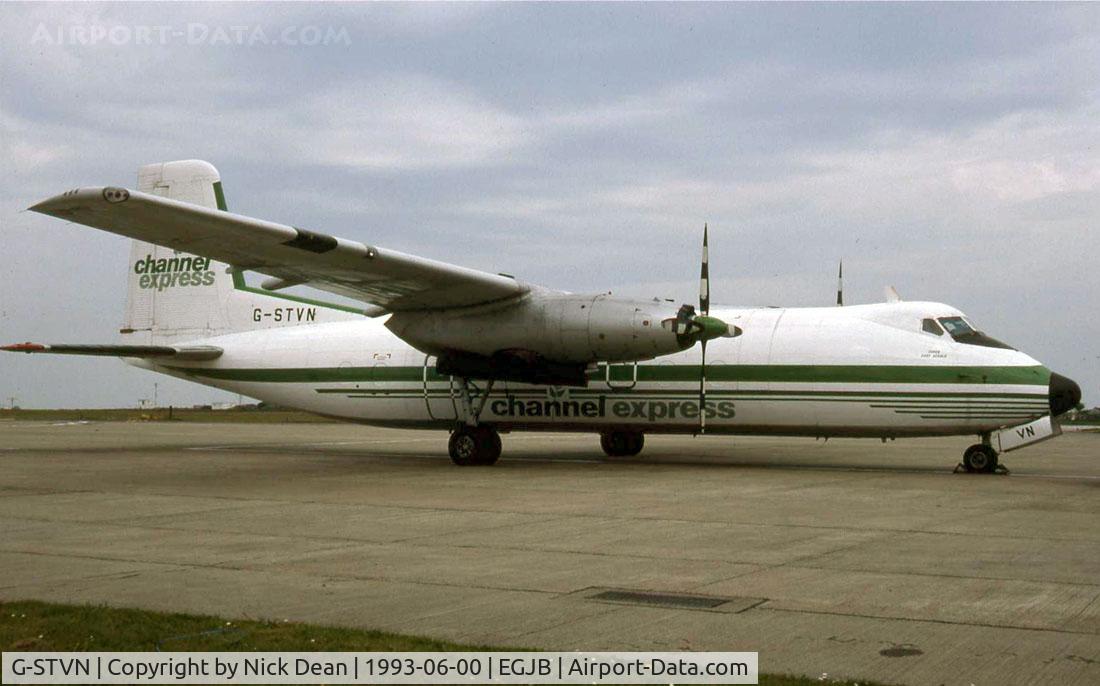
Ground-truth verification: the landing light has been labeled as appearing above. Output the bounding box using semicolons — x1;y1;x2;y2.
102;187;129;203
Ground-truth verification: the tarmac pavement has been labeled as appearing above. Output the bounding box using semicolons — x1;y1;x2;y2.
1;420;1098;685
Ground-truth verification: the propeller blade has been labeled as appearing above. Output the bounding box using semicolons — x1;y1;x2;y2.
699;223;710;316
836;260;844;307
698;224;710;434
699;339;707;434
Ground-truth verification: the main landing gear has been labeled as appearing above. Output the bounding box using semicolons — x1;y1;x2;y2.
600;431;645;457
959;435;1007;475
448;425;501;466
448;377;501;466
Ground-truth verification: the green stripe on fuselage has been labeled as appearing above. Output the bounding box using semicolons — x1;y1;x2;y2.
167;364;1051;386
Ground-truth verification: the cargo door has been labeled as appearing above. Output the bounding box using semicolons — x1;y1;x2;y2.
422;355;457;421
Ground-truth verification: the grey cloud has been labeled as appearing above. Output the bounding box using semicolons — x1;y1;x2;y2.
1;2;1097;407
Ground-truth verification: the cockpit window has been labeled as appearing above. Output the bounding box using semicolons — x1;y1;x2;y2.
938;317;974;336
922;318;944;336
937;317;1014;350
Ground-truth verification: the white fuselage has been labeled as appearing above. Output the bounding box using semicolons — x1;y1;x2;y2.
136;301;1052;438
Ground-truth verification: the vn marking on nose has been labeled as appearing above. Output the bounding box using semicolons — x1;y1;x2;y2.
1016;425;1036;439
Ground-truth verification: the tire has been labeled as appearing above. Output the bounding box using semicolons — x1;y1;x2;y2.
600;431;644;457
449;426;501;466
963;444;998;473
600;433;617;456
476;426;502;465
449;428;481;466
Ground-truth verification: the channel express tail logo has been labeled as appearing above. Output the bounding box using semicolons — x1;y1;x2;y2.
134;254;216;291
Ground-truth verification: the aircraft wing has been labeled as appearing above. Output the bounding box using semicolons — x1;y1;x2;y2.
1;342;223;361
29;187;529;311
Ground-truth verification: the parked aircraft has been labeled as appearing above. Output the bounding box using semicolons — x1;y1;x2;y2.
5;160;1080;471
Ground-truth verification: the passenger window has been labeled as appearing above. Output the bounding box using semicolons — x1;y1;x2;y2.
922;318;944;336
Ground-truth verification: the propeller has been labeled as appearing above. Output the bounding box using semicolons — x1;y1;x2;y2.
661;224;742;433
698;224;711;433
836;260;844;306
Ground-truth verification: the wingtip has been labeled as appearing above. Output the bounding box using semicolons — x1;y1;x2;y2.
27;198;54;214
27;187;110;215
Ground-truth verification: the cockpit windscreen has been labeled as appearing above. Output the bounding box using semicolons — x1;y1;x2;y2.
936;316;1014;350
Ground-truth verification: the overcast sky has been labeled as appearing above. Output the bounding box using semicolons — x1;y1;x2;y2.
1;2;1097;409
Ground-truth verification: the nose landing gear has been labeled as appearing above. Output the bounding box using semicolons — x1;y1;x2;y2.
959;437;1009;475
962;443;998;473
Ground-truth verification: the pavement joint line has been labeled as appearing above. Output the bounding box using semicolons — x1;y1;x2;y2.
758;603;1100;637
509;603;630;641
185;438;445;451
237;566;565;597
4;480;1100;552
11;515;809;569
1061;591;1100;625
384;515;569;545
3;517;647;558
685;565;778;590
767;530;897;568
0;567;151;592
0;541;362;576
4;495;1098;545
181;434;553;452
0;547;564;598
769;562;1100;589
28;440;1100;480
0;503;284;526
736;598;770;613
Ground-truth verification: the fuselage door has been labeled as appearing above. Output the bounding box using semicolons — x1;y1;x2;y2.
423;355;457;420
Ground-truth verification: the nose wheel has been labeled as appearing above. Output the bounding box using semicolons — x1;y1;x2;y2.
449;425;502;466
961;443;1002;474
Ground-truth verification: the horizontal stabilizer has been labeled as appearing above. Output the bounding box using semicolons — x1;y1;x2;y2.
1;342;223;361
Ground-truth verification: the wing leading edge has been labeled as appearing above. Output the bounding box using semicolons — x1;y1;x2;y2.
29;187;529;311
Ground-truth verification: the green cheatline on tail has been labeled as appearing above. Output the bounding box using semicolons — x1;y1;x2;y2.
214;178;366;316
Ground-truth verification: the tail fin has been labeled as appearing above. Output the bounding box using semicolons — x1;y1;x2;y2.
122;160;362;344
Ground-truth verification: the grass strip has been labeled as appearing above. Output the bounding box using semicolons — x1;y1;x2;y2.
0;600;889;685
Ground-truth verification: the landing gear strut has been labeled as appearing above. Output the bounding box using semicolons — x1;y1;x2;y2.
448;377;501;466
600;431;645;457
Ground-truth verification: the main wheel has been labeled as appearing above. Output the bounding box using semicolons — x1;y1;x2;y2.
449;426;501;466
477;426;502;465
600;431;645;457
963;444;998;473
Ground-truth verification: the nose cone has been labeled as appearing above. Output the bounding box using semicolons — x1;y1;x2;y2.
1049;372;1082;416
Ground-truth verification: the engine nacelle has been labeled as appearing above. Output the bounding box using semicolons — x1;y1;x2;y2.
386;291;689;365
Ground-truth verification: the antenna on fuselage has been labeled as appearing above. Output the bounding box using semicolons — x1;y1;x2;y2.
836;260;844;306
